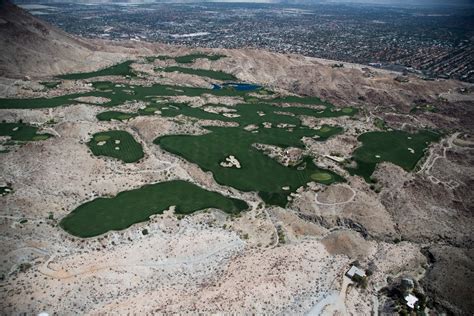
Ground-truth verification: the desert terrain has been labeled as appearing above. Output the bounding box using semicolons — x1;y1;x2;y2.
0;2;473;315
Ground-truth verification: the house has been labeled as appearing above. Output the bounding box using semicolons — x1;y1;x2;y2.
401;278;414;290
405;294;419;309
346;265;366;279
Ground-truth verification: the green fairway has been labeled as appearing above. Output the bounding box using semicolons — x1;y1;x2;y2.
145;55;174;62
0;122;52;141
157;128;343;207
174;53;226;64
96;111;137;122
346;130;441;181
156;66;237;81
60;180;248;237
145;53;226;64
57;60;136;80
88;130;144;163
153;99;354;206
143;101;356;126
0;80;265;109
0;93;82;109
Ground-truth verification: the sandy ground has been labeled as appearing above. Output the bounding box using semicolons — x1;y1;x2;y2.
0;8;473;312
0;85;446;314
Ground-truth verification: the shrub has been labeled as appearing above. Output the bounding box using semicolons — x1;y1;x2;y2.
352;274;368;289
19;262;32;273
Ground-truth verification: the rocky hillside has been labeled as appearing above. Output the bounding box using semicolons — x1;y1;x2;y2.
0;0;123;78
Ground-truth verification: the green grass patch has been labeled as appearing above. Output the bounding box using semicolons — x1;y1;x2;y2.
174;53;226;64
0;93;80;109
0;80;269;110
0;122;52;141
139;106;161;115
145;55;174;63
318;126;333;133
60;180;248;237
346;130;441;181
310;172;333;182
96;111;137;122
145;54;225;64
147;102;355;127
157;66;236;81
246;97;260;103
32;135;50;141
57;61;136;80
151;100;356;207
41;81;60;89
156;126;343;207
88;130;144;163
374;118;387;130
94;134;111;142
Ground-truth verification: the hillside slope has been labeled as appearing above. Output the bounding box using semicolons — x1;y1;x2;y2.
0;0;126;78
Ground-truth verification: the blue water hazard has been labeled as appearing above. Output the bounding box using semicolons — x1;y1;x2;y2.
212;83;261;91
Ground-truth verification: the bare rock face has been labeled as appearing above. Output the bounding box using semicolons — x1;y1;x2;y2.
321;229;370;260
376;150;474;247
422;245;474;315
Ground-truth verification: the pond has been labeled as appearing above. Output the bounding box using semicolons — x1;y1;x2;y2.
213;83;261;91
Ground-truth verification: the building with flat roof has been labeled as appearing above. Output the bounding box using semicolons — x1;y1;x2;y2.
405;294;419;309
346;265;366;279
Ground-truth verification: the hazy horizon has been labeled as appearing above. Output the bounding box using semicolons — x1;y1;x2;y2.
11;0;474;7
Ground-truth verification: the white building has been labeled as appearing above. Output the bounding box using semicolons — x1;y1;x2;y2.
346;265;366;279
405;294;419;309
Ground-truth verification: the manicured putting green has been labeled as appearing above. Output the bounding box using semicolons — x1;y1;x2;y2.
347;130;441;181
60;180;248;237
318;126;333;133
311;172;333;182
88;130;144;163
0;122;52;141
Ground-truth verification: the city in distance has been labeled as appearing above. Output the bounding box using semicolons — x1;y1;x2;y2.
14;0;474;82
